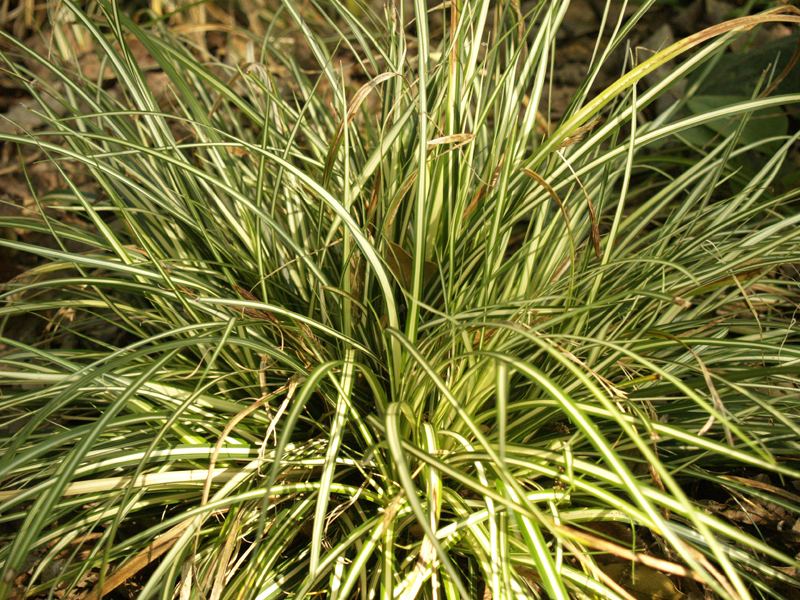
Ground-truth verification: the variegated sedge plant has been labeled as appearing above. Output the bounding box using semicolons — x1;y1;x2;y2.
1;0;799;599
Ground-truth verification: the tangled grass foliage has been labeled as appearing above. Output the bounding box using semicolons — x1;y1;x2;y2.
1;0;800;599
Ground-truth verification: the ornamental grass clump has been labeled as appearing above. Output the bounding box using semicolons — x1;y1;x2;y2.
1;0;800;598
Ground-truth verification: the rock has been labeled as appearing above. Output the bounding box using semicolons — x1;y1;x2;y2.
705;0;735;25
640;24;685;114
